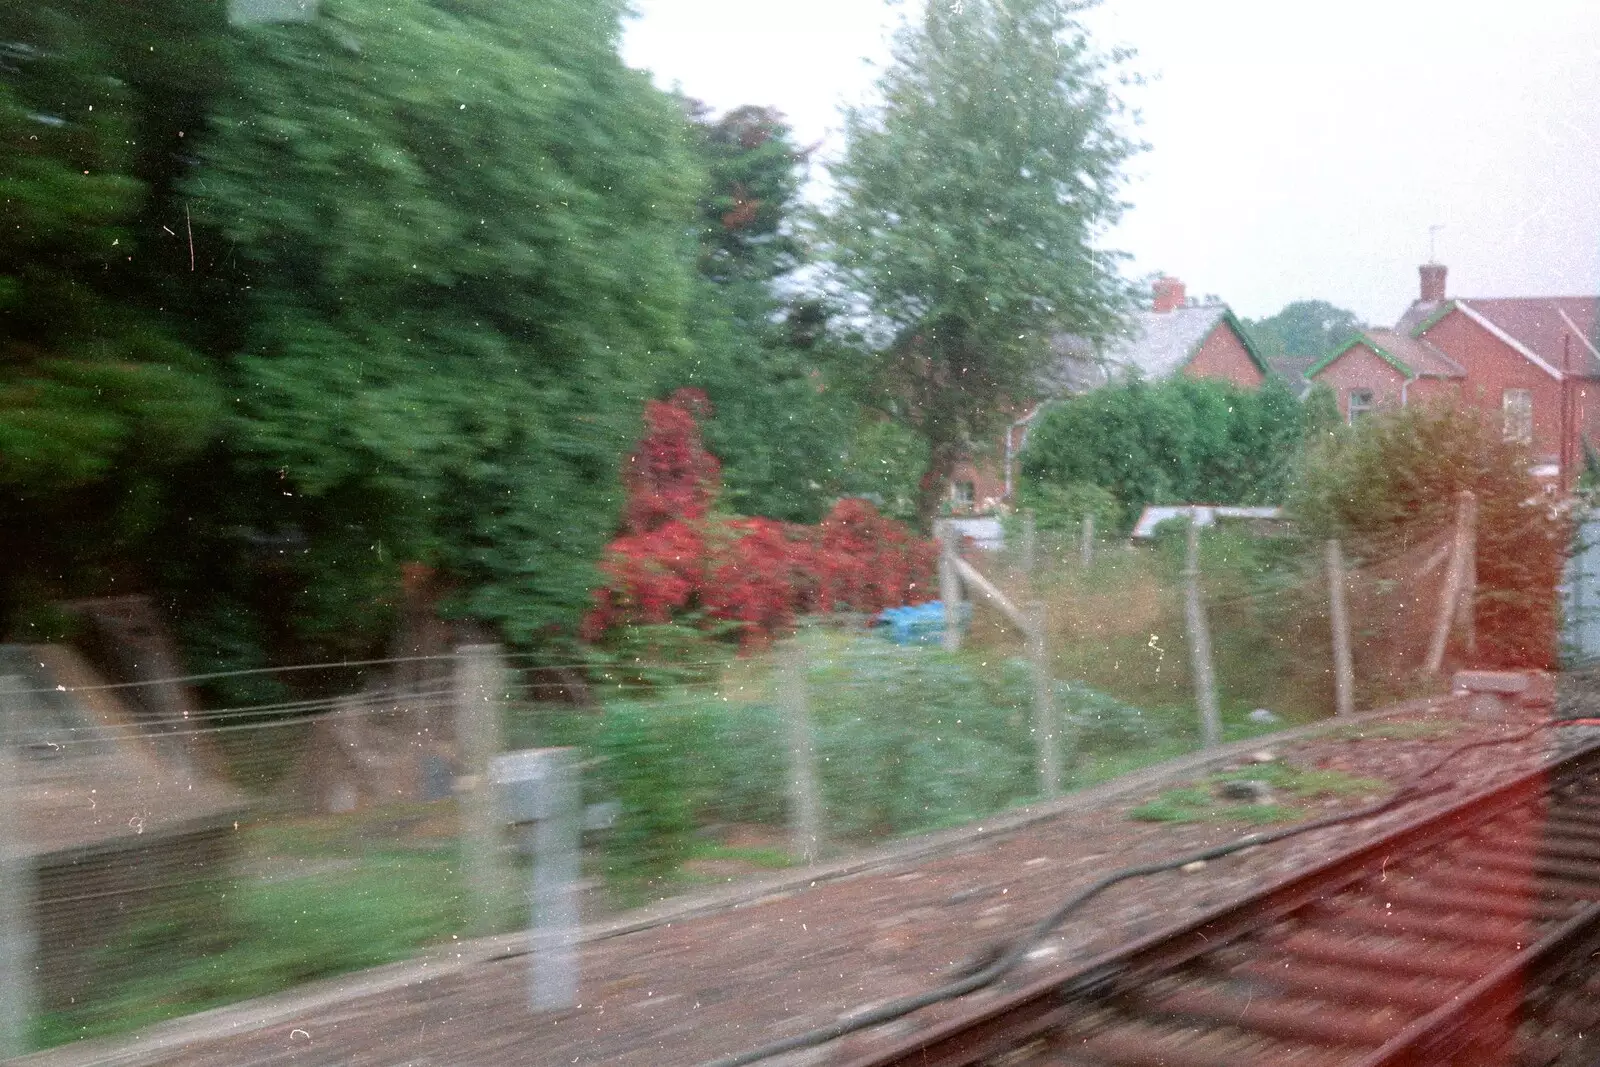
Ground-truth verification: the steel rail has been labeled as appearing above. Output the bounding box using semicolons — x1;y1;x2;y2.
841;737;1600;1067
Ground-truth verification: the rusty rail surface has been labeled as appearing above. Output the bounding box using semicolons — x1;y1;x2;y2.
842;739;1600;1067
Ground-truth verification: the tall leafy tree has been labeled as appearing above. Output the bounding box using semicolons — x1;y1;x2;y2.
692;104;806;287
664;103;864;523
0;6;225;634
1242;300;1364;359
180;0;701;658
821;0;1137;529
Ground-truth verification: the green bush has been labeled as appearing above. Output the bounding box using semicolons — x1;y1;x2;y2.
808;640;1035;837
574;634;1183;862
515;630;1297;893
1294;403;1568;668
35;849;461;1050
1019;375;1309;531
1012;481;1122;534
578;696;721;884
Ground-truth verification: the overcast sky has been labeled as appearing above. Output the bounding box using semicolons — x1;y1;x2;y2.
622;0;1600;326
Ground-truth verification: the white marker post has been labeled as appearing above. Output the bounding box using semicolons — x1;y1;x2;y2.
491;748;579;1012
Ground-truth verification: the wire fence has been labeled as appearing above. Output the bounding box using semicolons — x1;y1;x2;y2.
962;509;1470;724
0;505;1482;1052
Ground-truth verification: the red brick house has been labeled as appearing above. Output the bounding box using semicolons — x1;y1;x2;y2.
948;276;1268;512
1308;264;1600;487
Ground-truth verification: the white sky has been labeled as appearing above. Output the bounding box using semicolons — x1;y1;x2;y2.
622;0;1600;325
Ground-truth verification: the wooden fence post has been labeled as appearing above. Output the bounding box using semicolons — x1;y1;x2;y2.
1456;491;1478;658
1020;509;1037;580
938;521;962;651
1425;491;1477;675
1326;539;1355;717
1080;514;1095;570
457;644;508;935
0;676;35;1061
1026;601;1060;799
1183;518;1222;748
779;640;821;865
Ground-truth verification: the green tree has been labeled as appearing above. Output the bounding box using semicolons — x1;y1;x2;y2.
820;0;1137;529
181;0;701;659
0;5;226;634
691;104;806;287
663;103;860;523
1019;376;1309;526
1242;300;1364;360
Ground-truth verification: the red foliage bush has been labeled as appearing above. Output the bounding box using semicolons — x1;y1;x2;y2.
621;388;720;534
580;521;706;642
584;392;936;646
702;517;803;640
809;497;939;615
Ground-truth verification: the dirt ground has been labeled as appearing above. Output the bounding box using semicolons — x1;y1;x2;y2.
30;694;1573;1067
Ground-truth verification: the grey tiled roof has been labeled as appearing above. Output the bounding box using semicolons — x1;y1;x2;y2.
1045;305;1231;394
1266;355;1318;396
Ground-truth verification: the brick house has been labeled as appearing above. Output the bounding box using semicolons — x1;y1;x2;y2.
1308;264;1600;487
948;276;1268;513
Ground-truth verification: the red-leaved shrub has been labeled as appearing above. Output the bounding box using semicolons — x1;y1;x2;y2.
584;391;936;646
620;389;721;534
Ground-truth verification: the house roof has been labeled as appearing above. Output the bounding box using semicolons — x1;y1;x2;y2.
1457;297;1600;376
1046;304;1264;391
1265;355;1318;396
1399;296;1600;378
1308;329;1465;381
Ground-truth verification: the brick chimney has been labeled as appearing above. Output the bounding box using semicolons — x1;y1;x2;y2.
1152;276;1186;313
1419;262;1447;303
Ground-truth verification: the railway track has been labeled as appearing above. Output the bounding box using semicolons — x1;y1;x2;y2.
842;737;1600;1067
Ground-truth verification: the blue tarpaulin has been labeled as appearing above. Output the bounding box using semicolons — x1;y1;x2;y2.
874;601;969;645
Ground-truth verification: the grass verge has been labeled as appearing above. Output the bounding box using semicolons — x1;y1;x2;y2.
34;824;468;1052
1129;762;1386;825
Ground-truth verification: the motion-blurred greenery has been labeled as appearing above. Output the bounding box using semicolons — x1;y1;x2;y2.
512;629;1288;895
0;0;922;675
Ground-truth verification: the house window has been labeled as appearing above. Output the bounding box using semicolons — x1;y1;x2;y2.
1503;389;1533;443
1347;389;1374;423
950;480;975;511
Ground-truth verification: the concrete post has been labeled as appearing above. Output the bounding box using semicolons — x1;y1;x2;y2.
1456;491;1479;658
1020;509;1036;579
1183;519;1222;748
1326;539;1355;717
938;521;962;652
1426;491;1477;675
0;676;35;1060
1080;513;1095;570
490;748;579;1012
1026;602;1060;799
457;644;508;935
778;640;821;865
